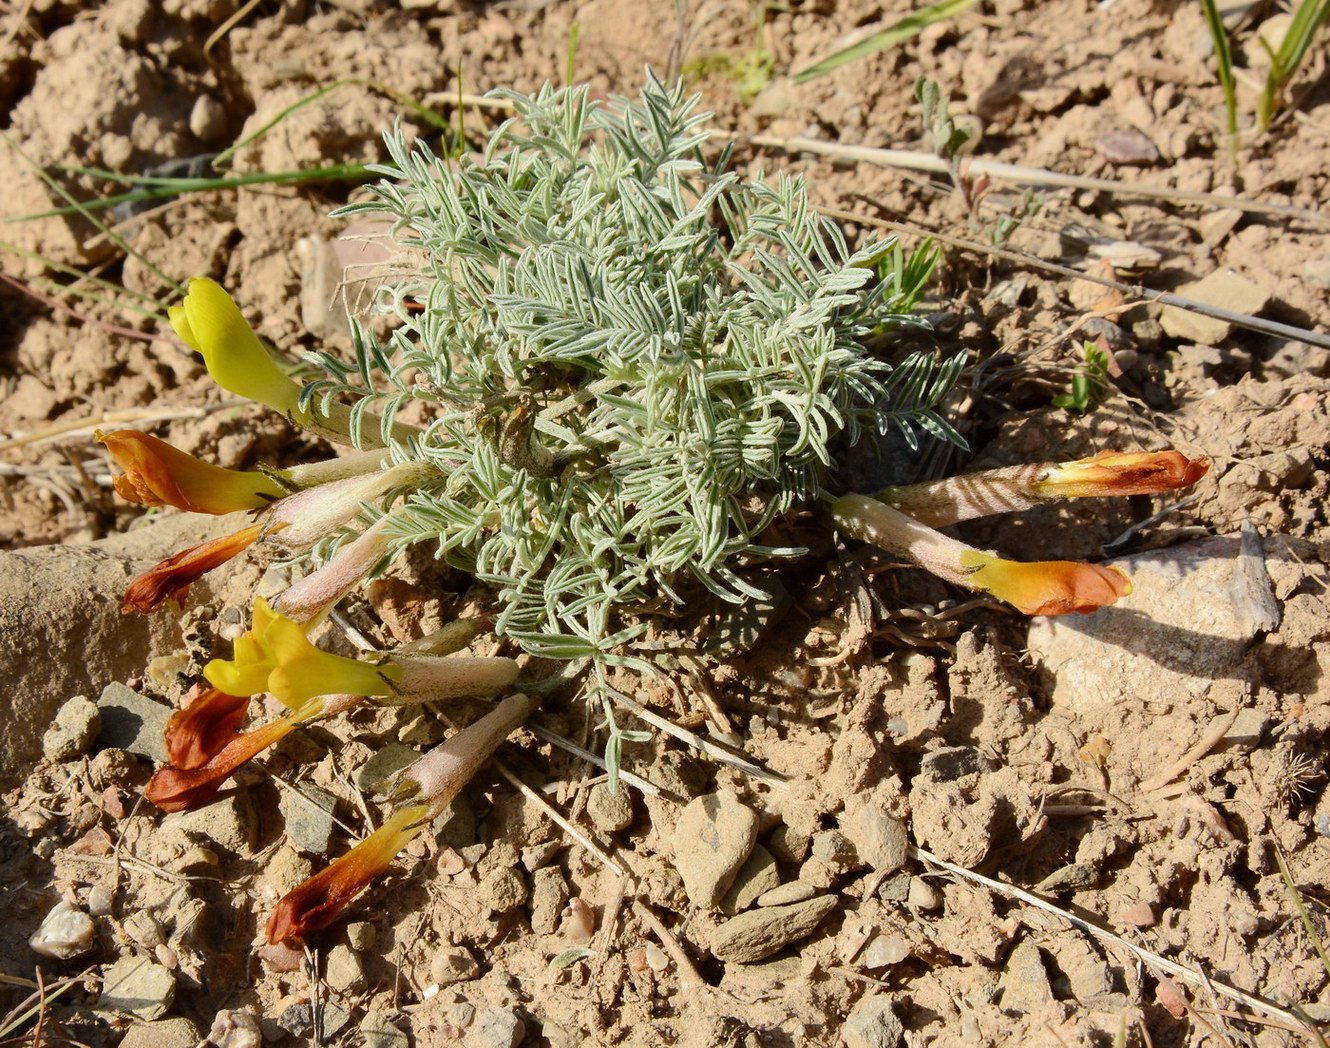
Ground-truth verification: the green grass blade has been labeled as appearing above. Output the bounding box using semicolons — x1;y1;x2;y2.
1;130;182;295
1199;0;1239;150
1257;0;1330;129
212;78;448;169
793;0;981;83
0;239;163;311
7;164;371;222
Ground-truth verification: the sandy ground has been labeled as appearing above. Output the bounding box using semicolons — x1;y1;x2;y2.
1;1;1329;1046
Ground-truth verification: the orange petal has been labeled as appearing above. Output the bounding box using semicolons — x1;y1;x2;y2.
164;685;251;770
122;524;263;614
146;716;299;813
1037;451;1211;499
266;805;428;944
98;430;282;514
964;552;1132;616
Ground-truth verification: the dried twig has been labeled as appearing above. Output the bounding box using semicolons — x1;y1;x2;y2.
0;402;248;453
910;842;1308;1030
1141;705;1244;792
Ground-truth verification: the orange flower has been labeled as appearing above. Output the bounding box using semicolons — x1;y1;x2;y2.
122;524;264;614
266;805;429;943
146;712;311;812
98;430;284;514
961;551;1132;615
1034;451;1210;499
164;685;251;770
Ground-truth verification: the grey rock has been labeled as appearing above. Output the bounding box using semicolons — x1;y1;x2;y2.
355;742;421;794
1161;268;1272;344
521;839;561;872
1221;708;1271;753
756;881;818;907
710;894;837;963
162;790;255;854
0;511;236;789
42;695;101;762
318;1001;352;1039
1093;128;1159;165
1029;536;1278;711
119;1017;200;1048
277;1003;313;1037
29;899;96;959
842;995;904;1048
587;781;634;833
1000;941;1054;1012
811;830;860;871
99;955;176;1020
919;746;995;782
280;782;338;855
672;790;760;909
843;807;909;873
720;844;781;914
448;1002;476;1028
359;1009;410;1048
325;944;367;994
481;867;528;913
1034;863;1102;893
463;1008;525;1048
97;683;172;764
529;865;569;934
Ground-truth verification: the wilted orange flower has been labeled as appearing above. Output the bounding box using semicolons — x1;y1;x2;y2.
98;429;284;514
1035;451;1210;499
266;805;429;943
164;685;251;770
961;551;1132;615
123;524;263;614
146;714;307;812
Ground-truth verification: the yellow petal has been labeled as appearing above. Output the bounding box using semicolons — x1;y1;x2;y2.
961;551;1132;615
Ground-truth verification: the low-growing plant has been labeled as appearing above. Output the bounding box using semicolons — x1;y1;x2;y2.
1052;341;1111;415
98;76;1209;944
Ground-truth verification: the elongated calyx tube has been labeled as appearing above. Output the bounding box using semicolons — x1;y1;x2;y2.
266;692;536;943
831;493;1131;615
876;450;1211;528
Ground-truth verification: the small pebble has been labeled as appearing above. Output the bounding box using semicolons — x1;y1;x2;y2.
206;1010;263;1048
709;894;838;963
324;944;367;994
860;933;910;970
587;781;634;833
907;878;944;911
98;955;176;1020
430;946;481;986
118;1017;200;1048
756;881;818;907
462;1008;524;1048
189;95;229;143
842;995;904;1048
481;867;528;914
42;694;101;762
360;1009;410;1048
346;922;377;951
1094;128;1160;165
29;900;96;960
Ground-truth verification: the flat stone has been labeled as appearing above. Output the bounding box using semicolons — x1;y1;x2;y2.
1029;536;1278;711
119;1017;199;1048
325;944;367;994
586;781;634;833
318;1001;351;1039
1161;268;1272;344
99;955;176;1021
279;782;338;855
97;682;172;764
1034;863;1101;893
355;742;420;794
842;995;904;1048
710;894;837;963
529;865;569;934
672;790;760;909
359;1009;410;1048
918;746;996;782
1220;708;1271;753
999;941;1054;1013
463;1008;525;1048
0;512;238;789
756;881;818;907
843;806;909;873
720;844;781;915
29;899;96;959
43;695;101;762
162;790;256;854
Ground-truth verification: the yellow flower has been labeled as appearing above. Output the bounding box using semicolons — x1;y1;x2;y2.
169;277;302;415
267;805;429;944
204;598;402;707
98;429;284;514
960;551;1132;616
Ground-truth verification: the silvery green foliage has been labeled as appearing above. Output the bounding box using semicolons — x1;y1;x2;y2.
309;75;960;664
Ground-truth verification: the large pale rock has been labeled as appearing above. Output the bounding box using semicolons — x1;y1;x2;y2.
0;512;243;788
1028;534;1277;712
671;790;760;909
